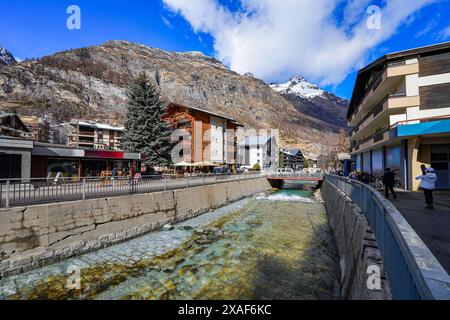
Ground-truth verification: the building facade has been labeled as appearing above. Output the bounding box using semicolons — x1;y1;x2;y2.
0;112;31;138
1;114;141;180
63;120;124;151
164;103;242;168
31;144;141;179
0;136;33;180
0;113;33;179
279;149;304;170
348;42;450;190
238;136;279;172
21;116;50;143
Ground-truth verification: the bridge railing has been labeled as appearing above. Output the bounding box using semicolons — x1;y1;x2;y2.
265;171;324;178
0;172;263;209
325;174;450;300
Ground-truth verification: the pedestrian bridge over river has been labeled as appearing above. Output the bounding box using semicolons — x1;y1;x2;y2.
265;173;324;189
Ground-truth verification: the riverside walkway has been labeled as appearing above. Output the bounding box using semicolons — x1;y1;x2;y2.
0;173;262;208
325;175;450;300
390;191;450;274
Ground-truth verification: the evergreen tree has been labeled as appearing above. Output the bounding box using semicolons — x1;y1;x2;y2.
123;73;174;167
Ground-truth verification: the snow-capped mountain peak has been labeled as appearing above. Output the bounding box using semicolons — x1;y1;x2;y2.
0;46;16;66
270;76;324;99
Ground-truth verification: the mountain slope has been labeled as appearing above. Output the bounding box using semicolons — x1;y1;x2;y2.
271;77;348;132
0;41;345;155
0;47;16;67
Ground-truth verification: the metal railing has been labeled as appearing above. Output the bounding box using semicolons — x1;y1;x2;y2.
325;175;450;300
265;171;324;179
0;173;263;208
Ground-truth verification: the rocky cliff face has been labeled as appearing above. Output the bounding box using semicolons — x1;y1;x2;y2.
0;47;16;67
0;41;346;155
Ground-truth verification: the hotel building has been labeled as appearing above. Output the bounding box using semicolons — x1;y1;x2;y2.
279;149;304;171
348;42;450;190
164;103;242;169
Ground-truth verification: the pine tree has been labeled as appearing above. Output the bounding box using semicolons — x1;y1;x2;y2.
123;73;174;167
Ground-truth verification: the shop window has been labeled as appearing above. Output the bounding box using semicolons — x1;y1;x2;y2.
372;149;383;175
431;153;448;162
48;159;79;178
0;154;22;179
363;152;371;174
386;145;401;171
431;162;449;171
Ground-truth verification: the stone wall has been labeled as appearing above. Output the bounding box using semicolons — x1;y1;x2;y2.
320;180;392;300
0;177;272;278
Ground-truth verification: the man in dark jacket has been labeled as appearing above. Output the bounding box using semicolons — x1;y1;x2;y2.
382;168;397;200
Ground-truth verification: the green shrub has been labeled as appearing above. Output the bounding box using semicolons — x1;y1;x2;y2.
252;163;261;171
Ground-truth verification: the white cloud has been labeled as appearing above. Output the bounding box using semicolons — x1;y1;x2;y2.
415;18;439;38
343;0;374;28
438;24;450;40
163;0;437;85
161;15;174;29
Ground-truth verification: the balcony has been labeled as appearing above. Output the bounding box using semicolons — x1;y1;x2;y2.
351;128;390;154
350;60;419;126
350;93;420;139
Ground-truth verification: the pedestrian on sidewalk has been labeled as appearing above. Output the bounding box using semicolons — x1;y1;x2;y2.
382;168;397;200
421;164;427;175
416;168;438;209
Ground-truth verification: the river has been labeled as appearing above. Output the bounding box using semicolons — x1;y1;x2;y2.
0;184;341;300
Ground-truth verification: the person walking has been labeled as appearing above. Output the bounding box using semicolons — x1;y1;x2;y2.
416;168;438;209
382;168;397;200
421;164;427;175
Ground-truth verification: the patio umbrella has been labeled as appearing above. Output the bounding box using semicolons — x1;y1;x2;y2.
174;161;196;167
198;161;220;167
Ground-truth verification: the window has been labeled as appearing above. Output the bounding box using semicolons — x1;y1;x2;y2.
0;154;22;179
431;153;448;162
356;155;362;172
363;152;371;174
372;149;383;175
386;145;401;171
431;162;449;170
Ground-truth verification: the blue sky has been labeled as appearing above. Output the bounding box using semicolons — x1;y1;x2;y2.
1;0;450;99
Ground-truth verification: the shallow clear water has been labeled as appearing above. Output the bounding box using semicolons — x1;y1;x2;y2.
0;188;341;300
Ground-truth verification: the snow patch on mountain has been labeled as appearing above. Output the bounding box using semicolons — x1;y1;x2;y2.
270;76;324;99
0;46;16;66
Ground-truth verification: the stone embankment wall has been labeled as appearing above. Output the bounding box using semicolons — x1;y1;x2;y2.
320;180;392;300
0;177;272;278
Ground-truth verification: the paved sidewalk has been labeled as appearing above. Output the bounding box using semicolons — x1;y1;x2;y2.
389;191;450;274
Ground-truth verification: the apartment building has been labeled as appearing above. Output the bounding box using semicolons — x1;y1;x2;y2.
348;42;450;190
0;112;31;138
63;120;124;151
165;103;242;169
279;148;304;170
238;135;279;172
21;116;49;143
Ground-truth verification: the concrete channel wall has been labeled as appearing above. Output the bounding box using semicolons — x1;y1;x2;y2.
321;180;392;300
0;177;272;278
